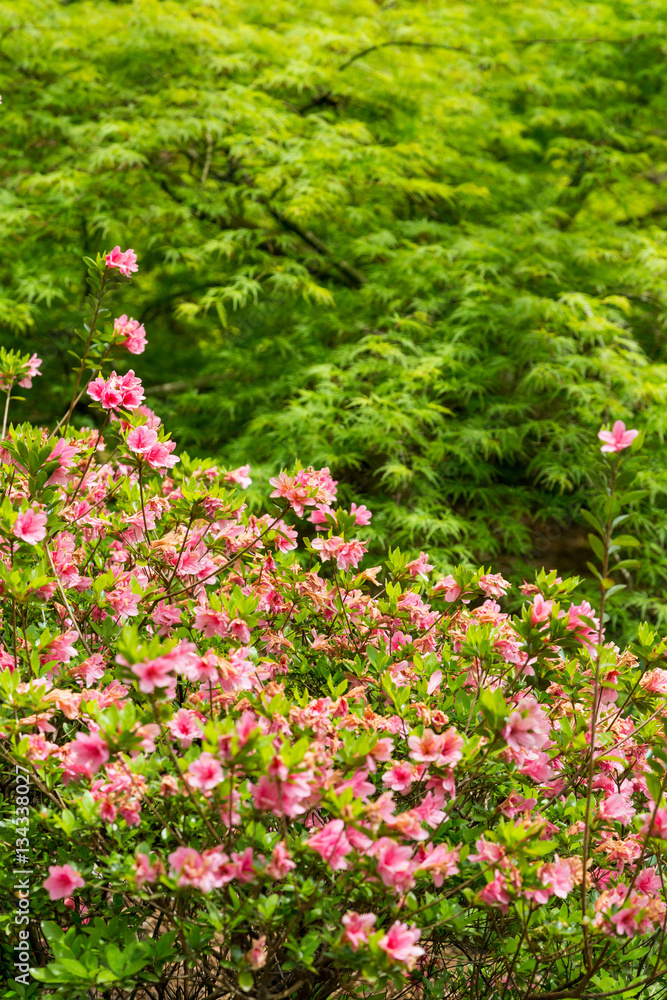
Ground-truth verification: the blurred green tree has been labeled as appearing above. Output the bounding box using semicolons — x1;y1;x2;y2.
3;0;667;629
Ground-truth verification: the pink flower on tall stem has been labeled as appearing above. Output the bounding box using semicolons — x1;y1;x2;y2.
598;421;639;453
105;246;138;277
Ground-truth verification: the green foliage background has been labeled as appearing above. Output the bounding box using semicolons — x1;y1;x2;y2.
3;0;667;630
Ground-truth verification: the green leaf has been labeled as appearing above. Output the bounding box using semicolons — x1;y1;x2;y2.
239;971;254;992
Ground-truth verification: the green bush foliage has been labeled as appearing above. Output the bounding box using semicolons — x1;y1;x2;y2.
3;0;667;631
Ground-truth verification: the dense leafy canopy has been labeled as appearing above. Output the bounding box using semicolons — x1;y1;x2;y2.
3;0;667;630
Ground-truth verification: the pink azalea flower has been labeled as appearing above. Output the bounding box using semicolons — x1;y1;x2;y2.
370;837;416;892
530;594;553;625
269;467;337;516
350;502;372;525
187;752;224;792
134;852;163;888
245;935;267;970
502;695;551;752
69;731;109;774
13;507;47;545
383;762;416;794
609;904;641;937
306;819;353;870
168;846;228;893
18;353;42;389
598;420;639;453
143;438;179;471
131;656;174;693
407;727;463;767
43;864;85;900
478;573;511;597
416;843;460;887
224;464;252;489
70;653;107;688
167;708;205;749
406;552;434;578
105;246;138;277
598;793;636;826
127;425;158;454
87;370;145;411
265;841;296;879
378;921;424;969
113;315;147;354
640;669;667;695
639;806;667;838
45;437;79;487
478;871;511;913
341;911;377;951
635;867;661;894
433;574;461;601
538;859;576;899
468;838;507;865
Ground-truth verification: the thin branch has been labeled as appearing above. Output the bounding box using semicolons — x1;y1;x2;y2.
337;34;649;71
338;40;471;71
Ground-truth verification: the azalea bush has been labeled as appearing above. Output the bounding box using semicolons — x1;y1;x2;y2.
6;0;667;630
2;253;667;1000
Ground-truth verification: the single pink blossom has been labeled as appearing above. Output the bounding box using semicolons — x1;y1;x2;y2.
44;864;85;900
134;852;162;888
341;911;377;951
640;669;667;695
406;552;434;578
167;708;205;749
187;752;224;792
306;819;353;870
502;695;551;752
350;502;372;525
13;507;47;545
370;838;416;892
598;793;636;826
127;425;159;454
378;921;424;968
598;420;639;454
479;573;510;597
478;871;511;913
538;859;576;900
416;843;460;887
225;464;252;489
105;246;138;277
69;731;109;774
245;935;267;970
131;656;174;693
433;574;461;601
265;841;296;880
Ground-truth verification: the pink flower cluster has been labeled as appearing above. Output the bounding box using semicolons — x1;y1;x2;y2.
113;315;147;355
87;370;145;411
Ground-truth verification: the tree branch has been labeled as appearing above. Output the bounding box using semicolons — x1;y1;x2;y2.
338;40;471;71
338;35;649;71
